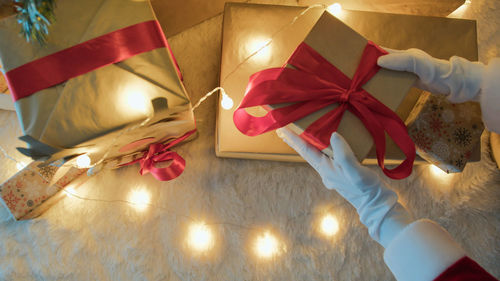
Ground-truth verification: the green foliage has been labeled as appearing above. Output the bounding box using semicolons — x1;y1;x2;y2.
14;0;56;45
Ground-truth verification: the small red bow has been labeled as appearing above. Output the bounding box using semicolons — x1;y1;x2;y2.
121;129;196;181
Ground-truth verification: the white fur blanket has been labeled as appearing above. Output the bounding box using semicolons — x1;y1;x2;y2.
0;1;498;280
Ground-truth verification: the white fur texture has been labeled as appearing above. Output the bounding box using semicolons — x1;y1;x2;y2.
0;1;499;280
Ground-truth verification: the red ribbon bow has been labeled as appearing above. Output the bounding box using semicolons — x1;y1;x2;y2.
121;129;196;181
233;41;415;179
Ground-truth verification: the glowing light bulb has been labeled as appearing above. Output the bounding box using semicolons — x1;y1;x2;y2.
327;3;342;16
255;232;279;258
16;161;27;170
127;189;151;211
320;214;339;236
122;86;150;116
187;222;214;252
246;37;272;63
221;92;234;110
430;164;448;176
76;154;91;168
65;186;76;198
428;164;455;185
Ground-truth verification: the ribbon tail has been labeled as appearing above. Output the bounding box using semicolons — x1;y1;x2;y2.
375;114;416;179
351;98;415;179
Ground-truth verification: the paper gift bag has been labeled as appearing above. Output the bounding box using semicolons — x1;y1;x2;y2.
0;0;196;175
234;11;416;179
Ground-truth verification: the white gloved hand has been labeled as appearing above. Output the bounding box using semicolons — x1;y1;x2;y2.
276;128;413;248
377;48;485;103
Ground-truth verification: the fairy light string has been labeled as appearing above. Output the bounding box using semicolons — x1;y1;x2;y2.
0;2;456;260
0;3;356;256
2;136;347;258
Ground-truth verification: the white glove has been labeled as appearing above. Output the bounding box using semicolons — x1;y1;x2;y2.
276;128;413;248
377;48;485;103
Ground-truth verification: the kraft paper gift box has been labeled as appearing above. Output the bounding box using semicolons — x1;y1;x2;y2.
233;10;417;179
0;0;196;170
0;162;87;220
217;3;480;167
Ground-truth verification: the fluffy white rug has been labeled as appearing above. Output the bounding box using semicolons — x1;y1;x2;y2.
0;0;499;280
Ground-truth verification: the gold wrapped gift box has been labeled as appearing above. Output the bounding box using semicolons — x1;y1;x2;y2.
0;0;196;168
0;0;198;220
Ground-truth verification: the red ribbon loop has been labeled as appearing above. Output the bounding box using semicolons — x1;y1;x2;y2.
233;41;416;179
121;129;196;181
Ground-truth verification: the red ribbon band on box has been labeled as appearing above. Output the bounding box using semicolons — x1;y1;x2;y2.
120;129;196;181
233;41;416;179
5;20;182;101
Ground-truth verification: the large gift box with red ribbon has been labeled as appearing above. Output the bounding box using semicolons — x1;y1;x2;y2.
0;0;196;178
217;3;481;177
0;0;197;219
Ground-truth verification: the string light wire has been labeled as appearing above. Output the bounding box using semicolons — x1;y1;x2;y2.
61;186;339;233
219;4;326;85
189;4;327;113
192;86;226;110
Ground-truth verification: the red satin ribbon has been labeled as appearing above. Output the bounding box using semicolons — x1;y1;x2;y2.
233;41;415;179
6;20;179;101
120;129;196;181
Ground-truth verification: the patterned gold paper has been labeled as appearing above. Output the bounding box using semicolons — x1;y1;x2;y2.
0;162;86;220
407;93;483;172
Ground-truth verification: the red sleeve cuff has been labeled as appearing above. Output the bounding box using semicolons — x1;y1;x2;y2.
434;256;498;281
